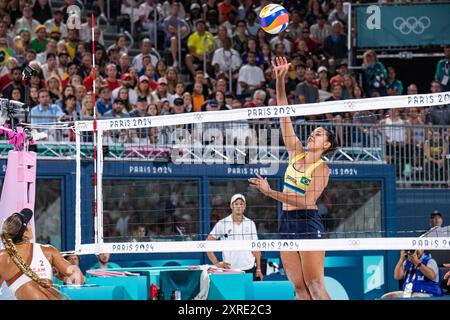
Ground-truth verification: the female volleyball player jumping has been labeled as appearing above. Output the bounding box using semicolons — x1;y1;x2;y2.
249;57;335;300
0;209;84;299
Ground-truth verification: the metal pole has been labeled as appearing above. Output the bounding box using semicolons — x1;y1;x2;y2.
177;23;182;68
228;53;232;93
130;6;135;37
154;6;158;52
345;2;352;69
106;0;110;27
203;36;207;76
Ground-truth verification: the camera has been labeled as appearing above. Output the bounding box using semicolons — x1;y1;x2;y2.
22;65;39;79
405;249;416;256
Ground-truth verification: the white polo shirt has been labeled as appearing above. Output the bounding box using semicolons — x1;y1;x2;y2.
209;214;258;270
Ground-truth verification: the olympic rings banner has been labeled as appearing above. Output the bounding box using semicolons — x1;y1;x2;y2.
356;3;450;48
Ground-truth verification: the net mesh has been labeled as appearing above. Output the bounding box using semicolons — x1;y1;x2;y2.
74;92;450;254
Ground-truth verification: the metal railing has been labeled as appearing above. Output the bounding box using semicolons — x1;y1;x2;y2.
1;119;449;185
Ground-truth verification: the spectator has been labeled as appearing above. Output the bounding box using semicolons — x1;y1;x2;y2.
426;81;450;126
0;21;12;48
286;10;304;42
30;88;65;139
435;45;450;93
325;84;345;144
185;19;214;78
429;210;444;229
162;2;190;68
136;0;164;45
10;87;22;102
323;21;347;68
362;50;388;96
103;98;130;119
33;0;53;24
168;81;185;105
380;109;408;178
151;76;170;103
207;194;263;280
44;9;67;39
1;67;23;100
241;37;264;68
341;74;355;100
191;81;206;112
330;62;348;87
381;249;442;298
64;254;80;266
295;68;319;105
46;75;62;103
212;36;241;84
36;39;57;65
182;91;193;112
112;73;138;105
30;25;48;54
269;30;291;56
41;52;64;80
203;0;219;34
131;225;148;242
218;0;236;25
14;4;40;38
424;130;448;183
310;14;331;47
405;107;425;175
88;253;121;270
304;0;324;27
237;51;265;99
104;63;120;92
300;26;318;54
186;2;202;32
386;66;404;96
117;53;131;78
60;95;79;125
79;93;96;120
245;10;260;37
231;20;248;54
328;0;348;25
96;86;113;115
155;59;167;79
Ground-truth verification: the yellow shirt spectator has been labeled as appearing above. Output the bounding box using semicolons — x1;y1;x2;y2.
187;31;214;57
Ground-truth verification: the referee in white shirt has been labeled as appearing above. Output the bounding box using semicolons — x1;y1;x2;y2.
207;194;263;280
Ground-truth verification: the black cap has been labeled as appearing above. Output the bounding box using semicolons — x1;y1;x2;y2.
430;210;442;218
114;98;125;104
12;208;33;243
46;52;56;60
174;97;184;106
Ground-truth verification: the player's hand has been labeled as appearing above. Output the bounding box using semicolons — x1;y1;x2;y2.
255;269;264;280
248;173;271;195
271;56;290;80
215;261;231;269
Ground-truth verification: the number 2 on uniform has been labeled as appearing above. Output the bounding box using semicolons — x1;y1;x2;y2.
39;260;44;267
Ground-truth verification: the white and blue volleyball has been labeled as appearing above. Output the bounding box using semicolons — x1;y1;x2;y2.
259;4;289;34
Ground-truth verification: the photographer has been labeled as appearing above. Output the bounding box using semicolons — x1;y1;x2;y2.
381;249;442;298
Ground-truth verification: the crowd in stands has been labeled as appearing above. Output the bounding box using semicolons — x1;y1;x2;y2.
0;0;448;181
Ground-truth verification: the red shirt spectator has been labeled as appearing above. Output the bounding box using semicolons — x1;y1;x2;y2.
218;0;236;23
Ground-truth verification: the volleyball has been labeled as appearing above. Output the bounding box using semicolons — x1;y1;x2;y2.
259;4;289;34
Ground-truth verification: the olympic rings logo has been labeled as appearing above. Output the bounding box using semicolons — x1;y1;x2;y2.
393;16;431;35
348;240;361;246
196;242;207;249
344;101;355;110
193;114;204;121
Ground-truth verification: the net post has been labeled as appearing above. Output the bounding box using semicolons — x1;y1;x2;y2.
75;126;82;251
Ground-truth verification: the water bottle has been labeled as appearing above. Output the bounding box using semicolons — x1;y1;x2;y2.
403;282;413;298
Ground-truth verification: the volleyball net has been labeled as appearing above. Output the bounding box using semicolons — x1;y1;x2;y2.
73;92;450;255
